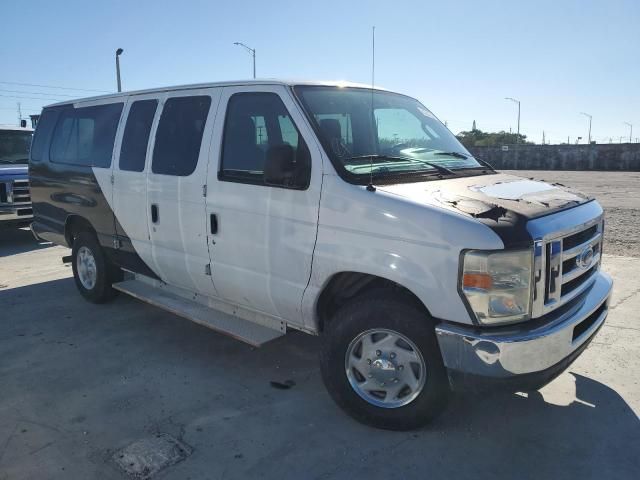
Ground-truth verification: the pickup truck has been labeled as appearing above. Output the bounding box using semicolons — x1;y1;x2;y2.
0;126;33;226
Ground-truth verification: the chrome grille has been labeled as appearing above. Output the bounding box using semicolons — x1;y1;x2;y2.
0;179;31;206
11;179;31;205
532;215;603;317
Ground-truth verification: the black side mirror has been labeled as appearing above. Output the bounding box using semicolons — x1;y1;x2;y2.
264;144;309;189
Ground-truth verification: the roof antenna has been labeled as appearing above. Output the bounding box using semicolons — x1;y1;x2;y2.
366;26;376;192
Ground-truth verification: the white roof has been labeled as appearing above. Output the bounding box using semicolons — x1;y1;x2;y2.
45;79;390;108
0;125;33;132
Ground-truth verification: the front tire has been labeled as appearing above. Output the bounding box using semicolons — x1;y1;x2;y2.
320;292;450;430
71;232;122;303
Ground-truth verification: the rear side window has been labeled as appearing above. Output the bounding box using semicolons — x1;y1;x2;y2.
31;108;61;162
50;103;123;167
152;96;211;176
220;92;310;185
119;99;158;172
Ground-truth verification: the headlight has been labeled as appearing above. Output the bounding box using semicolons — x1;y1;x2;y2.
460;249;533;325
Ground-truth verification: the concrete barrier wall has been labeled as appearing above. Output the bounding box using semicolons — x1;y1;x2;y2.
468;144;640;170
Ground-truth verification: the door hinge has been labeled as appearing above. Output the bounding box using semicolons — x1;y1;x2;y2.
204;263;212;276
112;237;122;249
202;184;207;197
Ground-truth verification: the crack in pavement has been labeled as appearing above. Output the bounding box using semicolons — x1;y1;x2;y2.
610;286;640;310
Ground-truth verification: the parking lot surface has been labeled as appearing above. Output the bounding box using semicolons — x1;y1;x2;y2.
1;171;639;479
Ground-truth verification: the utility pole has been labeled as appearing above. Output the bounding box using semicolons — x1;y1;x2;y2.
505;97;520;143
17;102;22;126
624;122;633;143
115;48;124;92
580;112;592;144
542;131;545;145
233;42;256;78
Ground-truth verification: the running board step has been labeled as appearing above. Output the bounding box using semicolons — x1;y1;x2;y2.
112;279;284;347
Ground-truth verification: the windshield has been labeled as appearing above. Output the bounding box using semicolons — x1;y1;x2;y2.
0;130;32;165
294;86;482;180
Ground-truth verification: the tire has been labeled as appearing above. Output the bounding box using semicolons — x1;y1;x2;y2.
320;291;450;430
71;231;122;303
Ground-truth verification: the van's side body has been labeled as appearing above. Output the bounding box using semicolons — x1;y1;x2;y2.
30;80;612;430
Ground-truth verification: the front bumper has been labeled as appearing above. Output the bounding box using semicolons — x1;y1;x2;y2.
0;206;33;224
435;271;612;391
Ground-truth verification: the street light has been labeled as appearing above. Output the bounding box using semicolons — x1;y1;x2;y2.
505;97;521;144
115;48;124;92
580;112;592;144
624;122;633;143
233;42;256;79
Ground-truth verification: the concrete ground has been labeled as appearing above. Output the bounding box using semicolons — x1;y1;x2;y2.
504;170;640;258
1;171;639;479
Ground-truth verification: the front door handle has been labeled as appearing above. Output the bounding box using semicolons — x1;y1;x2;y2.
210;214;218;234
151;204;159;223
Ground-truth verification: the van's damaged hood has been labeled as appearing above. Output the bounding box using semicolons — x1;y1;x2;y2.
378;173;592;247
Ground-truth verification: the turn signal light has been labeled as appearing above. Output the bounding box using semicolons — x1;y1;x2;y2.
462;273;493;290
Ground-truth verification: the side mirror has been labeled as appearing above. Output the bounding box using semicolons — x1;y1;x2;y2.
264;144;309;188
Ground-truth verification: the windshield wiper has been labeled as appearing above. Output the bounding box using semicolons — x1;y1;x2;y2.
434;151;495;171
434;151;469;159
344;154;456;176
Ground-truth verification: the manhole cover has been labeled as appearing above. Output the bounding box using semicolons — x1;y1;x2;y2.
113;433;192;479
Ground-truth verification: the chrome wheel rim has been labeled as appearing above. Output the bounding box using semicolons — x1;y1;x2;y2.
345;328;427;409
77;246;97;290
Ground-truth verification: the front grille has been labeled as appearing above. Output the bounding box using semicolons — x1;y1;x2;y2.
533;218;603;317
0;179;31;206
11;179;31;205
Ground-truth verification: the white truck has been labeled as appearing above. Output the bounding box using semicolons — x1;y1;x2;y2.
29;80;612;430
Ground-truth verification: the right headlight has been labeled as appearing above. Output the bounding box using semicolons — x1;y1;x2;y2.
460;249;533;325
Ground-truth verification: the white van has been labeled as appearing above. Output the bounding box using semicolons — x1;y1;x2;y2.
29;80;612;430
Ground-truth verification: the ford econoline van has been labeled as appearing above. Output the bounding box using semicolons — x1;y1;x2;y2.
29;80;612;430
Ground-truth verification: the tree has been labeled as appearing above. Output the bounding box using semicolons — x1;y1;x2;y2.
456;128;532;148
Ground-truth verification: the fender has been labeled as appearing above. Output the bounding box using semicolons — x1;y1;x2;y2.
301;174;505;330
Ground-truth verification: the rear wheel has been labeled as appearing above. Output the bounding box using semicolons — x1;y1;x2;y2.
71;232;122;303
320;291;450;430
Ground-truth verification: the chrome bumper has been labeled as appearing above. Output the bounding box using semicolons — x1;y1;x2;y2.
0;206;33;222
435;271;612;388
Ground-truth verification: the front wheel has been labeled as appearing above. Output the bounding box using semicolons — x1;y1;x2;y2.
320;292;450;430
71;232;122;303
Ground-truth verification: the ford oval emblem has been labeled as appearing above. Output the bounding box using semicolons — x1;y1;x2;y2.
577;246;594;269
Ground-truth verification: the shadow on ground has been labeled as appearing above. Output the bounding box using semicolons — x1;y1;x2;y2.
0;278;638;479
0;226;52;257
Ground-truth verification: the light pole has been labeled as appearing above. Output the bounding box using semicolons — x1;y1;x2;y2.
624;122;633;143
115;48;124;92
233;42;256;79
580;112;592;144
505;97;520;143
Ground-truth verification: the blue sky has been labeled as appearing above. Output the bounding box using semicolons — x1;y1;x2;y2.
2;0;638;144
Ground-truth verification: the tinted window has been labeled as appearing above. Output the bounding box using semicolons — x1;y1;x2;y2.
31;108;62;162
50;103;123;167
220;92;310;186
120;99;158;172
152;96;211;176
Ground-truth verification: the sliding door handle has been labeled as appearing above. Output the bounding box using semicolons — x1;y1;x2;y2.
151;204;159;223
210;214;218;234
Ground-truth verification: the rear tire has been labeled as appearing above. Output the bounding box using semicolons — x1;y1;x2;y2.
320;291;450;430
71;232;122;303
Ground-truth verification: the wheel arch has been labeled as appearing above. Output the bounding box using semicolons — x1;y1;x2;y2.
315;271;433;332
64;215;97;248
